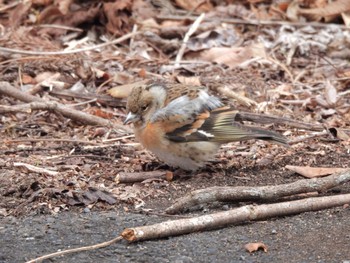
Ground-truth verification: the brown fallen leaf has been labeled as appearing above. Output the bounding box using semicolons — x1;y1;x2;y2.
9;1;32;28
197;43;266;69
176;76;201;86
324;80;338;107
108;80;148;99
286;165;349;178
64;187;117;206
88;108;114;119
103;0;133;35
175;0;213;12
244;242;268;253
329;127;350;141
298;0;350;19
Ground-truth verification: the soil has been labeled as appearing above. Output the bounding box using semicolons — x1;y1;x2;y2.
0;2;350;262
1;146;350;263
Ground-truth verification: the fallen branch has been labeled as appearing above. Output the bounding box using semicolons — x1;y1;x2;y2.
6;138;99;145
116;171;173;184
166;170;350;214
123;193;350;242
14;162;58;176
0;102;52;113
0;82;130;132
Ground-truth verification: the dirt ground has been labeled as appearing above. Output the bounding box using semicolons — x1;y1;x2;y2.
1;1;350;262
1;146;350;263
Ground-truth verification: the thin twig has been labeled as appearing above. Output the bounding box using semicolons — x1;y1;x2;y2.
25;236;123;263
157;15;350;29
36;24;84;32
289;130;329;144
175;13;205;67
0;32;139;55
5;138;99;145
14;162;58;176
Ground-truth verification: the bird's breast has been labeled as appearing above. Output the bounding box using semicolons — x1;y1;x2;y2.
135;122;167;150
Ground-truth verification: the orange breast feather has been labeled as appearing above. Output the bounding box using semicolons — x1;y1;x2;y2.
137;122;165;149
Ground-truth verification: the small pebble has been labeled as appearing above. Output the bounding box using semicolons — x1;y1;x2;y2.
222;205;229;211
83;207;90;213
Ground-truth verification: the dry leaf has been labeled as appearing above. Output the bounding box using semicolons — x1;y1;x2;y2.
88;108;114;119
56;0;73;15
9;1;32;27
198;44;265;69
244;242;268;253
176;76;201;86
22;74;36;85
113;72;134;85
341;11;350;26
324;81;338;107
65;187;117;206
298;0;350;20
175;0;213;12
286;0;301;21
35;72;61;83
329;128;350;141
108;80;148;99
186;28;241;52
132;0;157;20
103;0;133;35
286;165;349;178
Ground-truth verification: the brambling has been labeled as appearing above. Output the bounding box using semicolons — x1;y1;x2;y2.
124;83;288;171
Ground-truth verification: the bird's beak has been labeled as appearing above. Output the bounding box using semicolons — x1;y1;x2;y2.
123;112;138;125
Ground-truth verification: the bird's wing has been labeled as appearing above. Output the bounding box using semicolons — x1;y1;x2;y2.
164;84;208;103
166;107;289;146
149;90;223;134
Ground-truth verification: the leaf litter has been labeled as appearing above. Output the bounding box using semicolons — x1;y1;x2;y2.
0;0;349;250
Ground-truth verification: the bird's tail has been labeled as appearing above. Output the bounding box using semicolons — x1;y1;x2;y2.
238;125;289;146
207;108;289;146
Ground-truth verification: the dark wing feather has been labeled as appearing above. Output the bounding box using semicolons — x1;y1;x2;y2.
166;107;289;146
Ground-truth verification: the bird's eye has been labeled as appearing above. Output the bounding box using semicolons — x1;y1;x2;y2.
141;105;148;111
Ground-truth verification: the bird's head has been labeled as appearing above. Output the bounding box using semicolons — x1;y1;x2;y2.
124;84;167;126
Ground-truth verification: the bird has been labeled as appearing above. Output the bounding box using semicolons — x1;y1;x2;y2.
124;83;288;171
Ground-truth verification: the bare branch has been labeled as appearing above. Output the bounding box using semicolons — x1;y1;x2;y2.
166;170;350;214
0;82;130;133
123;193;350;242
116;171;173;184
